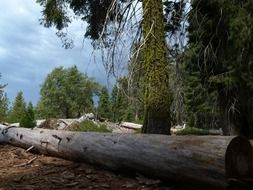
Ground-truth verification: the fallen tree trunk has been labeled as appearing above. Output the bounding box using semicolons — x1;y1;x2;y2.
0;124;252;190
120;122;142;129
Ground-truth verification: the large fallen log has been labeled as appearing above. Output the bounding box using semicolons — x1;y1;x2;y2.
0;124;252;189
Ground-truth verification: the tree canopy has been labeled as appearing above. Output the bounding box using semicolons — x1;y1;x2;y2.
36;66;99;119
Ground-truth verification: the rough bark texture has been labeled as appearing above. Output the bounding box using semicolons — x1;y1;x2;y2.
142;0;171;135
225;136;253;189
2;125;253;189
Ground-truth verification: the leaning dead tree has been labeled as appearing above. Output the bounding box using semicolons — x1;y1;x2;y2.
1;124;253;189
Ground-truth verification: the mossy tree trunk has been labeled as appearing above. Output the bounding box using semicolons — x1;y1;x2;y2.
141;0;171;134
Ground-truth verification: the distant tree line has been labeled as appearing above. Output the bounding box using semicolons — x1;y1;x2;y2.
35;65;144;123
0;66;144;127
0;81;36;128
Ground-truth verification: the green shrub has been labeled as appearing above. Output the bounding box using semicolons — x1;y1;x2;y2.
74;120;112;133
20;115;36;128
133;119;144;125
176;127;209;136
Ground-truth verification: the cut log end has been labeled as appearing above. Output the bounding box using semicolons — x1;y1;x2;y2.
225;136;253;180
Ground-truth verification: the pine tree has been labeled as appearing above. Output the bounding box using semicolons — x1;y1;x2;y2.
184;0;253;136
20;102;36;128
0;76;9;122
110;84;130;123
97;86;111;119
9;91;26;123
111;85;119;122
0;93;9;122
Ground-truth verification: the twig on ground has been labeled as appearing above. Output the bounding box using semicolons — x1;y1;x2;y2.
14;156;37;167
26;145;34;152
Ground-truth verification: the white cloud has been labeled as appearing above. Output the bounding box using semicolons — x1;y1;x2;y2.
0;47;8;58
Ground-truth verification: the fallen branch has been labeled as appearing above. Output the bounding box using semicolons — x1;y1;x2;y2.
14;157;37;167
26;145;34;152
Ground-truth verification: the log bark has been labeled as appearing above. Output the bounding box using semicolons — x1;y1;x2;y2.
0;124;252;190
225;136;253;189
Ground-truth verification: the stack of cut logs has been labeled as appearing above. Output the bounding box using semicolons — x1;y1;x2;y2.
0;124;252;190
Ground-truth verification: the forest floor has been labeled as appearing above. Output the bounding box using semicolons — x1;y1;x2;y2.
0;144;180;190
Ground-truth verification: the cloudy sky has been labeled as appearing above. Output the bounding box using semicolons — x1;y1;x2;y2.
0;1;109;105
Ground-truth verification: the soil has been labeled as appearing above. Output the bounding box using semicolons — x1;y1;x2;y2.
0;144;175;190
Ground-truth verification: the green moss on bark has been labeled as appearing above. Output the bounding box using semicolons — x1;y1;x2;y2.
142;0;172;134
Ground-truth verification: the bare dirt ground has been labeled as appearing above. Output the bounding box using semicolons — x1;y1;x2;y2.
0;144;176;190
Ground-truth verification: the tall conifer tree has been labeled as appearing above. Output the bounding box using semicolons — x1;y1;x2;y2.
37;0;174;134
9;91;26;123
185;0;253;136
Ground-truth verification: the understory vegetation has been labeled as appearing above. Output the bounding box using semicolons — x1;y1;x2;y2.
176;128;209;136
73;120;112;133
